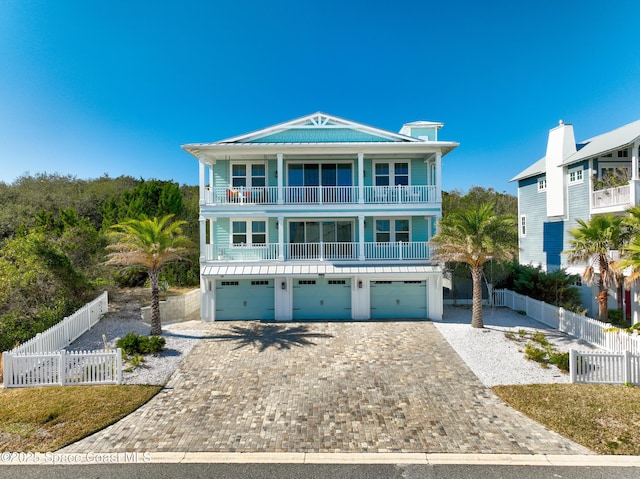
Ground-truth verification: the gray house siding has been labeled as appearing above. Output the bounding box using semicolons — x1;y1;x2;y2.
518;175;547;267
561;161;591;266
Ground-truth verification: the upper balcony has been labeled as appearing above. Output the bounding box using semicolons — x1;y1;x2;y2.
204;185;437;206
591;180;640;214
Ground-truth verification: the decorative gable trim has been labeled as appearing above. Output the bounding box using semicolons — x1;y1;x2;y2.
217;112;421;145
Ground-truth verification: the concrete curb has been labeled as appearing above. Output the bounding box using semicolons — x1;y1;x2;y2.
3;452;640;467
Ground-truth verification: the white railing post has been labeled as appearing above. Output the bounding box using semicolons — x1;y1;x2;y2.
116;348;123;384
570;349;577;383
625;350;632;384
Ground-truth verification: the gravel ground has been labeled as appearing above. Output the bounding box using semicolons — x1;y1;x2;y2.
435;305;601;387
68;300;601;387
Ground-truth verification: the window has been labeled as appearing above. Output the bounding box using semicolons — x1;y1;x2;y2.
618;149;629;158
374;161;409;186
251;280;270;286
375;218;410;242
568;168;583;184
328;280;346;285
537;178;547;191
520;215;526;237
231;163;266;188
231;220;267;246
221;281;239;286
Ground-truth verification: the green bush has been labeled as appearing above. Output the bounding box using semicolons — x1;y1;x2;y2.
607;309;626;327
524;343;548;364
116;332;165;356
531;331;550;346
549;351;570;372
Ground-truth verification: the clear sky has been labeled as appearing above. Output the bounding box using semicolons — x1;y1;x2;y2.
1;1;639;194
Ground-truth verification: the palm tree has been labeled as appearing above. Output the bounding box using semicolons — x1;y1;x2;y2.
565;214;623;322
105;215;193;335
431;203;517;328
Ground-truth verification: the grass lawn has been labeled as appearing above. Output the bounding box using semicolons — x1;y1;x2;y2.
494;384;640;455
0;385;161;452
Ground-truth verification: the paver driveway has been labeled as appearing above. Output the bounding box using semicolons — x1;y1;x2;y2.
63;321;591;454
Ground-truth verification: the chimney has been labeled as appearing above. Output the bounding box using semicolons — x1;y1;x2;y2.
546;120;576;217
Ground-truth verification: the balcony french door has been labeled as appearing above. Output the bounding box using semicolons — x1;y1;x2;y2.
288;221;354;259
288;163;353;203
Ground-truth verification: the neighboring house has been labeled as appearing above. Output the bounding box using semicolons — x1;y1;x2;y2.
182;112;458;321
511;119;640;321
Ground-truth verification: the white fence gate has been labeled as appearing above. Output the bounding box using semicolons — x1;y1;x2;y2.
2;292;123;387
494;289;640;384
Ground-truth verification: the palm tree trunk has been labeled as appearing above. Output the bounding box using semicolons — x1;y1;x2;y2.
471;266;484;328
597;278;608;323
149;269;162;336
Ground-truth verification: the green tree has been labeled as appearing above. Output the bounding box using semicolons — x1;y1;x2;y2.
105;215;193;335
565;214;623;322
431;203;517;328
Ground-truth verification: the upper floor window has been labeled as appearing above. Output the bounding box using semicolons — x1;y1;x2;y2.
375;218;410;243
537;178;547;192
520;215;526;237
618;149;629;158
568;168;583;184
232;220;266;246
374;162;409;186
231;163;266;188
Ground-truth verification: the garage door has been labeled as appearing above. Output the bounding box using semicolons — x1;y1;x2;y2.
370;280;427;319
215;279;274;320
293;278;351;320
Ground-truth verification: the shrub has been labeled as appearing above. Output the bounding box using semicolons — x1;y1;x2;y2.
116;332;165;356
607;309;626;327
531;331;550;346
524;343;548;365
549;351;570;372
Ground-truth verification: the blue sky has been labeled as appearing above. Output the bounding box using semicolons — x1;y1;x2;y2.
1;1;639;194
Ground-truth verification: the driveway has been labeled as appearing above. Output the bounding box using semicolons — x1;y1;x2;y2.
62;320;591;454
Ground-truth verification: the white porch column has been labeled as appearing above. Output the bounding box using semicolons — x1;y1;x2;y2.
199;162;206;205
632;141;639;181
358;152;364;204
278;216;285;261
435;151;442;202
630;141;640;206
199;217;206;261
277;153;284;205
209;218;215;260
358;215;365;261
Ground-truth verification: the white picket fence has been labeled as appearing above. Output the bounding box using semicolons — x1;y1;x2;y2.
9;291;109;355
2;349;122;387
494;289;640;384
2;291;123;388
493;289;640;354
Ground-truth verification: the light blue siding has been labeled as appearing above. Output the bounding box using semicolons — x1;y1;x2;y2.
562;161;591;265
410;158;427;185
518;176;547;267
248;128;396;143
412;216;430;242
214;160;230;187
408;127;436;141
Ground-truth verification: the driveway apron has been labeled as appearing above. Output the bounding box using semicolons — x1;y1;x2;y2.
62;321;591;454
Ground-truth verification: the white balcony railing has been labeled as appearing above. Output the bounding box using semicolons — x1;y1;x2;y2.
204;242;432;262
362;185;436;204
204;185;437;206
592;185;630;209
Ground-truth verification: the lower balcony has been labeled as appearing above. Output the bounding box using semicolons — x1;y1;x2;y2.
203;242;432;262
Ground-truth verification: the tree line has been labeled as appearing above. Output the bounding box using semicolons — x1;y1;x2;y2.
0;173;199;350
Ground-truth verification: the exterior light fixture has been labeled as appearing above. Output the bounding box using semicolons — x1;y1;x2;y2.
358;280;363;289
281;281;286;290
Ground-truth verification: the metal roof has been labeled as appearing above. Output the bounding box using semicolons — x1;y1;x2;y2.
510;119;640;182
201;263;441;277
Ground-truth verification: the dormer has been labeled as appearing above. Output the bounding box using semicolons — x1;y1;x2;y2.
399;121;444;141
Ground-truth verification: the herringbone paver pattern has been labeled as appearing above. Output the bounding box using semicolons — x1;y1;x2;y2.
62;321;591;454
